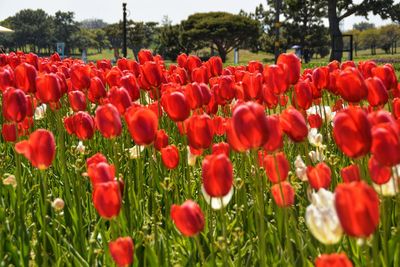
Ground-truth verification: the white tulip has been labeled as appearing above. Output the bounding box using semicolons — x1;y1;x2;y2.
128;145;144;159
294;155;308;181
201;185;234;210
187;146;197;166
306;188;343;244
76;141;86;154
34;104;47;120
373;165;400;196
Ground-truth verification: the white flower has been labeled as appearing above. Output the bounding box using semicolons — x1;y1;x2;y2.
306;105;336;123
187;146;197;166
34;104;47;120
51;198;65;212
201;185;234;210
309;150;325;163
305;188;343;244
294;155;308;181
308;128;323;147
3;175;17;188
373;165;400;196
76;141;85;154
128;145;144;159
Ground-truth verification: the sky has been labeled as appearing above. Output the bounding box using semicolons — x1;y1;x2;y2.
0;0;397;31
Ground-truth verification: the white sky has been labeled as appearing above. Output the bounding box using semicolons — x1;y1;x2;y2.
0;0;397;30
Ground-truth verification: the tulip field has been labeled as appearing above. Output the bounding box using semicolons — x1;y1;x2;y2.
1;50;400;266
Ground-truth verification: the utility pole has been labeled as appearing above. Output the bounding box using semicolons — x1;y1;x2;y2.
274;0;282;63
122;3;127;58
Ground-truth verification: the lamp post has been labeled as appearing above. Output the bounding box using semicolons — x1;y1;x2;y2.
274;0;282;63
122;3;127;58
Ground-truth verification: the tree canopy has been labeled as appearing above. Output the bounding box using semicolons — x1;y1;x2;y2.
180;12;261;62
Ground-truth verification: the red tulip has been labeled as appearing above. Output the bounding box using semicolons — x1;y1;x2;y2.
368;156;392;185
92;181;121;219
263;115;283;152
125;106;158;145
186;114;214;150
88;77;107;104
64;112;95;140
185;82;211;110
312;66;329;90
371;122;400;166
171;200;205;237
120;74;140;101
293;80;313;110
277;53;301;85
306;162;332;190
108;86;132;114
372;64;397;91
271;181;295;207
70;64;91;90
2;88;28;123
0;66;15;92
154;129;169;151
315;253;353;267
177;53;188;68
280;106;308;142
87;161;115;185
140;61;163;89
231;102;269;150
308;114;322;129
365;77;389;107
333;106;372;158
263;152;289;183
335;68;367;103
186;55;202;74
191;66;208;83
202;153;233;197
242;72;262;100
68;90;86;112
162;91;190;122
15;129;56;170
109;237;134;267
340;164;361;183
262;64;288;95
212;142;230;156
217;75;236;102
393;98;400;119
36;73;62;104
262;84;279;109
2;123;17;142
14;62;37;93
207;56;223;77
106;67;123;87
212;116;226;136
138;49;154;65
161;145;180;169
86;153;108;177
95;104;122;138
335;181;379;237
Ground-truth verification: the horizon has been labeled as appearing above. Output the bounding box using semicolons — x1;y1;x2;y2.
0;0;397;31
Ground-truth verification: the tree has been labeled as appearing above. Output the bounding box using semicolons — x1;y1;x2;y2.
80;18;108;29
127;21;158;60
282;0;327;49
156;24;185;60
378;24;400;53
53;11;80;55
180;12;261;62
353;22;375;31
92;29;110;53
326;0;398;61
8;9;54;52
359;27;379;55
